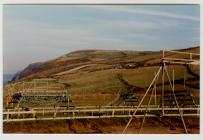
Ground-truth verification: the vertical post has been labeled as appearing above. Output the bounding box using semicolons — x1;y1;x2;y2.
122;67;162;133
162;62;165;115
180;109;183;116
23;81;24;93
33;110;36;118
68;98;69;109
9;85;12;107
139;86;155;133
73;111;75;118
163;50;164;58
68;92;70;117
154;72;157;105
66;91;69;108
22;110;24;119
6;95;9;109
173;69;175;92
163;63;188;134
190;53;192;60
197;107;200;114
184;68;186;89
54;109;57;119
112;109;115;117
18;108;20;118
7;109;9;121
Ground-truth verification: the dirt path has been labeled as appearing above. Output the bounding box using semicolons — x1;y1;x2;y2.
55;64;95;76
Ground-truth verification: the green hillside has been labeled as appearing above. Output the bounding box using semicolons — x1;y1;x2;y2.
4;47;200;107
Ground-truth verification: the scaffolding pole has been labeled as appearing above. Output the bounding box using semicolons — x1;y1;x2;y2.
163;63;188;134
162;62;165;115
122;66;162;133
154;71;157;105
139;82;156;133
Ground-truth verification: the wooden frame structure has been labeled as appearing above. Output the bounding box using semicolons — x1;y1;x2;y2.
3;50;200;134
3;105;200;122
122;50;200;134
5;79;68;109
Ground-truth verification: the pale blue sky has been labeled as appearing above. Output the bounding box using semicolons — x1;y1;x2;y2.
3;5;200;74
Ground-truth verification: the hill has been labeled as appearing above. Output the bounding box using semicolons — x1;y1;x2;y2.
12;47;199;82
5;47;198;106
3;46;200;134
1;47;197;106
11;49;148;81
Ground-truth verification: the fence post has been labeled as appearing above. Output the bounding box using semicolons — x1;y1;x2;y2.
7;109;9;121
112;109;115;117
190;53;192;60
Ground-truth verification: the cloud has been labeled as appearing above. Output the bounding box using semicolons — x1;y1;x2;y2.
94;18;180;31
3;5;200;73
4;19;145;73
4;19;133;48
83;5;199;21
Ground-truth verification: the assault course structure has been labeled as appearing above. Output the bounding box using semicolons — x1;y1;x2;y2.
122;50;200;134
3;50;200;134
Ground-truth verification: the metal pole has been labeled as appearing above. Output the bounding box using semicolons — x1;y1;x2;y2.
122;66;162;133
184;68;186;89
190;53;192;60
23;81;24;93
154;71;157;105
173;69;175;92
139;83;156;133
162;62;165;115
6;96;9;108
7;109;9;121
68;97;70;109
164;63;188;134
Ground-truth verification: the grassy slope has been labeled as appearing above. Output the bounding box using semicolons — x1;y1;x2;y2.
3;47;200;134
4;47;200;107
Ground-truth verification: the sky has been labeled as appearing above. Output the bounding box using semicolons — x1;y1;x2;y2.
3;5;200;74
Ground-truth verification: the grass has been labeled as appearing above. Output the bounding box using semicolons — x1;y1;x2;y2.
64;50;131;60
3;48;200;108
4;64;199;107
3;48;200;134
59;69;124;94
59;64;188;93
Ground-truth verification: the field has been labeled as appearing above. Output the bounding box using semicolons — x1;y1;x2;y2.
3;47;200;133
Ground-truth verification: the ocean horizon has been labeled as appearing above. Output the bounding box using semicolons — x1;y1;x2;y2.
3;74;13;83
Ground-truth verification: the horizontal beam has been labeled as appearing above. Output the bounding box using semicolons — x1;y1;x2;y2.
19;95;67;97
3;107;200;115
163;60;200;65
15;91;67;95
164;50;200;56
4;105;199;112
3;114;158;122
163;114;200;117
3;113;199;123
162;57;199;63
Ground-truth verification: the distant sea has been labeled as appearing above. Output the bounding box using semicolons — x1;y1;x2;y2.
3;74;13;83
